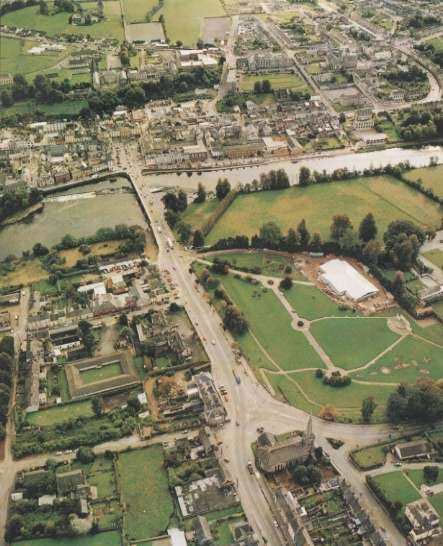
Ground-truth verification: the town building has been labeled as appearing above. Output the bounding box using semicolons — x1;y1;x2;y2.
405;499;442;544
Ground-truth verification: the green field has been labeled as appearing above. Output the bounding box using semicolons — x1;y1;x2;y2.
2;2;123;40
423;249;443;269
0;36;69;76
81;362;122;384
311;318;400;370
206;251;305;279
404;164;443;198
351;443;389;469
181;198;219;233
218;274;325;371
201;176;442;245
427;37;443;53
354;335;443;383
406;468;443;490
240;72;310;93
119;446;173;541
12;531;121;546
283;284;357;320
26;400;93;426
430;491;443;520
123;0;156;23
73;455;117;498
371;471;421;507
152;0;225;45
0;100;87;119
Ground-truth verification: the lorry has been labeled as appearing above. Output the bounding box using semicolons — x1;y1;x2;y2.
167;237;173;250
233;371;241;384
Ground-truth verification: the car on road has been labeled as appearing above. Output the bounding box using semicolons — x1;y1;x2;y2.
394;462;403;467
247;461;254;474
211;339;216;345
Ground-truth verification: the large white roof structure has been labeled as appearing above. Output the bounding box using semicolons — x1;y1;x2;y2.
319;259;379;302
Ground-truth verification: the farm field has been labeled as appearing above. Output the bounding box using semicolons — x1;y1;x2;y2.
26;399;93;426
118;446;174;542
1;2;124;40
206;251;305;279
239;72;310;93
152;0;225;46
81;362;122;384
123;0;156;23
403;164;443;197
371;471;421;507
354;335;443;383
181;198;219;233
200;176;442;245
11;531;122;546
310;317;400;370
423;249;443;269
0;36;69;76
283;284;358;320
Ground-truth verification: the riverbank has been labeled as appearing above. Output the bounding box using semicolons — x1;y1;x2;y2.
0;202;44;228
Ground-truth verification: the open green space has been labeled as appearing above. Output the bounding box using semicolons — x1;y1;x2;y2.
201;176;442;245
354;334;443;383
11;531;121;546
283;284;357;320
371;471;421;508
218;274;325;371
239;72;310;93
123;0;156;23
406;468;443;490
118;446;173;541
206;251;305;279
1;2;123;40
181;198;219;233
73;455;116;498
81;361;122;384
0;36;70;76
423;249;443;270
0;99;87;119
430;491;443;520
404;164;443;198
152;0;225;46
26;399;93;426
310;317;400;370
351;443;389;469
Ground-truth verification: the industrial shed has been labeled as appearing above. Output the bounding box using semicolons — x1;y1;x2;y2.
319;259;379;302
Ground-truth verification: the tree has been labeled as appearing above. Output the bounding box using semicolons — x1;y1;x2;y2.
177;190;187;212
253;80;262;94
195;183;206;203
215;178;231;200
330;215;352;241
193;230;204;248
39;0;49;14
392;271;406;298
359;213;377;242
262;79;271;93
127;391;141;412
362;239;381;265
299;166;311;187
1;90;13;107
177;221;192;243
223;305;248;335
92;396;104;417
164;210;179;228
279;276;293;290
309;232;322;253
0;336;14;357
292;465;309;485
361;396;377;423
259;221;282;246
384;220;425;271
424;465;439;483
297;219;310;249
33;242;49;256
77;447;95;463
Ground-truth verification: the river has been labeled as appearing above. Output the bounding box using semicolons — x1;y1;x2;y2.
0;177;147;260
142;145;443;190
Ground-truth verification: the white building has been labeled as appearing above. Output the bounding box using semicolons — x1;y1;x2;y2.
319;259;379;301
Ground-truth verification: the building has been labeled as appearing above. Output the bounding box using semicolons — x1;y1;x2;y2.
56;470;85;497
194;372;227;427
405;499;442;544
274;487;313;545
255;418;315;474
319;259;379;302
394;440;432;461
194;516;213;545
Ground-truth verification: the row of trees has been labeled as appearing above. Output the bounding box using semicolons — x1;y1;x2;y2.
387;380;443;423
0;337;15;439
399;108;443;142
0;186;42;224
415;42;443;69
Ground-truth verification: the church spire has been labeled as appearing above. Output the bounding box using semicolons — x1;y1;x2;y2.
306;414;313;440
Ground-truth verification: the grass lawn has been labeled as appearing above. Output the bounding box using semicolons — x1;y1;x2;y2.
26;400;93;426
311;317;400;370
123;0;156;23
371;471;420;508
206;251;305;279
430;491;443;520
11;531;121;546
0;99;87;119
152;0;225;46
181;198;219;233
355;335;443;382
72;455;116;497
2;3;124;40
351;444;389;469
0;36;69;76
404;164;443;198
0;259;47;289
283;284;357;320
203;176;442;245
119;446;173;541
80;362;122;384
219;274;325;371
406;468;443;490
239;72;310;93
423;249;443;270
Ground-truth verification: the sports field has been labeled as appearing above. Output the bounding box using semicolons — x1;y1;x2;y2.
81;361;122;384
201;176;442;245
403;164;443;197
11;531;121;546
310;317;400;370
152;0;225;45
2;2;124;40
26;399;93;426
0;36;69;76
239;72;310;93
119;446;174;541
